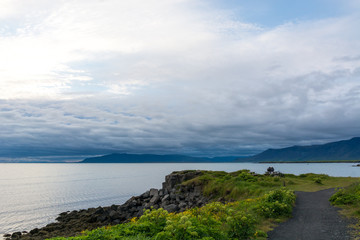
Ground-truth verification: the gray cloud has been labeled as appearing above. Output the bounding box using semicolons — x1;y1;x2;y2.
1;1;360;160
1;67;360;159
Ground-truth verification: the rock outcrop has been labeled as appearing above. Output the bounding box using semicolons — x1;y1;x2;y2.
6;170;209;240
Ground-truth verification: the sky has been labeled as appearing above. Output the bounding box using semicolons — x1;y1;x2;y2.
1;0;360;160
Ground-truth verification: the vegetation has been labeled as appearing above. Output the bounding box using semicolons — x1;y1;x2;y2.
47;170;359;240
329;182;360;239
48;188;295;240
184;170;358;196
330;183;360;206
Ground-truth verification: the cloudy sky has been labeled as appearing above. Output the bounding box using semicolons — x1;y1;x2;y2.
1;0;360;160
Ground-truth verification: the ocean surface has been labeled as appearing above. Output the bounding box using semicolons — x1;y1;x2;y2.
0;162;359;235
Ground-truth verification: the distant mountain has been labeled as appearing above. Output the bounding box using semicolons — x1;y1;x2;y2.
81;153;244;163
249;137;360;162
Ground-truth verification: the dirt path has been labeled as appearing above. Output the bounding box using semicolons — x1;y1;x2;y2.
267;188;353;240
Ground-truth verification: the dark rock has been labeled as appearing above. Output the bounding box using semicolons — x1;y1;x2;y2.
131;199;137;206
109;210;120;220
3;234;11;237
29;228;39;234
37;230;49;236
97;214;108;222
112;219;121;225
59;212;67;217
94;207;105;215
164;204;179;212
162;194;170;202
149;188;159;197
12;232;22;237
179;202;187;209
161;200;170;208
170;192;176;200
88;215;98;223
110;205;118;211
163;188;169;195
140;191;150;198
150;195;160;205
194;186;202;195
13;170;209;240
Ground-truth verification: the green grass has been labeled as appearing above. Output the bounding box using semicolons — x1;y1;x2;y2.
183;170;359;197
329;182;360;239
48;188;295;240
47;170;360;240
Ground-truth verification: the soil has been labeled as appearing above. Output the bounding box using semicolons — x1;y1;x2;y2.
267;188;354;240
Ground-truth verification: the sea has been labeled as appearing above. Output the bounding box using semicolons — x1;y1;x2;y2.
0;162;359;235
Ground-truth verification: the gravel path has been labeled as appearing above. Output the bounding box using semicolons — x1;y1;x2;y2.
267;188;353;240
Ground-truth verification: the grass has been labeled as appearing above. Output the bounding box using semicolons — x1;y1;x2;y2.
183;170;359;196
283;173;359;192
47;170;360;240
329;182;360;239
48;188;295;240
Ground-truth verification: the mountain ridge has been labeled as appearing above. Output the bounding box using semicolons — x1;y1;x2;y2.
81;137;360;163
249;137;360;162
81;153;244;163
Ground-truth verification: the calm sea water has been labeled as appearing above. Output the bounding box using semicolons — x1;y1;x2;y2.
0;162;359;235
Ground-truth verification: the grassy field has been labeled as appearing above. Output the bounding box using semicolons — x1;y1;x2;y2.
329;182;360;239
47;170;360;240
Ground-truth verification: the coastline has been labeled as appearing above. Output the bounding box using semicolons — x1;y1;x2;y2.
4;171;210;240
4;168;360;240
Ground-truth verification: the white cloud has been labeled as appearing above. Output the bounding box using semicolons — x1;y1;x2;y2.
0;0;360;156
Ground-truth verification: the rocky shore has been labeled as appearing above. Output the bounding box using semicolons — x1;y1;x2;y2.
5;170;210;240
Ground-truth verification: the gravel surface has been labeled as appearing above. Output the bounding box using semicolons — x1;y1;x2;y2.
267;188;353;240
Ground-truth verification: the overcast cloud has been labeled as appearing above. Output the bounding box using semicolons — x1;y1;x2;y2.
1;0;360;160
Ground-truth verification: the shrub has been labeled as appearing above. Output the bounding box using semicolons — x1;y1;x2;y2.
314;178;322;184
136;208;168;236
49;192;295;240
255;188;295;218
48;171;300;240
273;177;280;182
226;214;256;239
330;183;360;206
254;230;267;238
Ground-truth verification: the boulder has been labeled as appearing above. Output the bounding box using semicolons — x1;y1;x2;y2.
161;194;170;202
96;214;108;222
150;195;160;205
29;228;39;234
163;204;179;212
94;207;105;215
141;191;150;198
109;210;120;220
179;202;187;209
149;188;159;197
